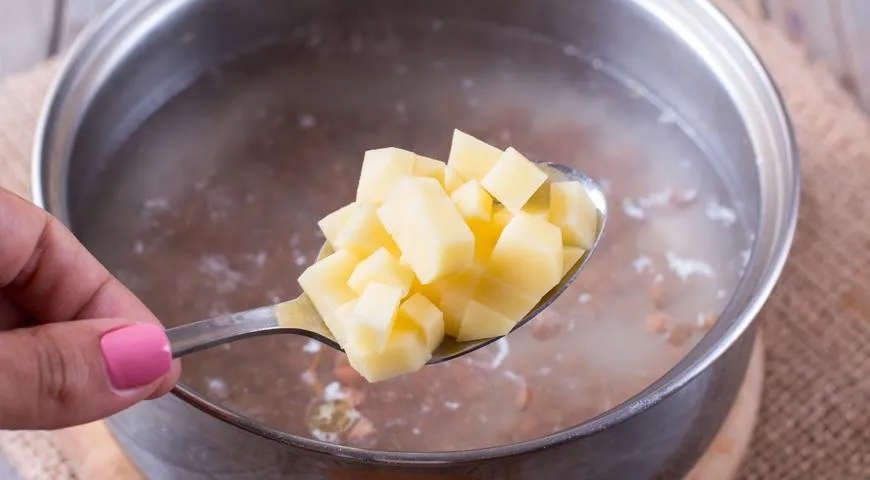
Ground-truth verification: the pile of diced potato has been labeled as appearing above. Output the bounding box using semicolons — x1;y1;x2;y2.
299;129;598;382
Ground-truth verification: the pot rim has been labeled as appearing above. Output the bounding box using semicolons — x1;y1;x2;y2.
31;0;799;465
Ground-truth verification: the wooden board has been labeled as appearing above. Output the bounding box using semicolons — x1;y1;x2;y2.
0;61;762;480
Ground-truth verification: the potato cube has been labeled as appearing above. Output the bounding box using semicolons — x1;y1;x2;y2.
522;205;550;219
376;177;437;247
407;270;450;311
447;129;503;182
376;196;405;243
356;147;416;203
347;248;415;297
525;183;550;210
414;155;446;184
346;326;432;382
491;206;514;230
562;247;586;276
346;282;403;352
485;213;563;299
456;301;516;342
378;177;475;284
443;167;466;194
472;273;539;322
334;202;399;258
470;207;511;263
471;221;501;264
450;180;493;222
298;250;360;340
549;181;599;248
317;203;359;247
398;293;445;352
425;266;483;337
481;147;548;214
522;186;550;219
331;299;358;345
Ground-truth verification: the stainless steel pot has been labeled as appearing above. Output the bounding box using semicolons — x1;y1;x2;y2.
33;0;798;478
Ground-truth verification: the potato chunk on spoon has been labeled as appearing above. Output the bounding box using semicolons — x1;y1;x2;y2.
165;131;607;382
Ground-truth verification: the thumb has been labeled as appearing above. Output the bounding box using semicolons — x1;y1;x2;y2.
0;319;174;430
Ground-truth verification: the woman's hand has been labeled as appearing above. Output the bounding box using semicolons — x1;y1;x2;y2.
0;187;181;430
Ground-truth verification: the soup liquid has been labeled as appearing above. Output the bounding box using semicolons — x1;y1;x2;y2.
76;20;752;452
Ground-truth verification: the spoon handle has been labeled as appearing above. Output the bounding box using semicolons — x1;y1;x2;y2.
166;306;280;358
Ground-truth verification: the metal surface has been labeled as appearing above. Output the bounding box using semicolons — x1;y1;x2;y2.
165;162;607;363
168;305;296;358
32;0;798;478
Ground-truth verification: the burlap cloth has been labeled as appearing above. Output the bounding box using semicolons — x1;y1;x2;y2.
1;1;869;478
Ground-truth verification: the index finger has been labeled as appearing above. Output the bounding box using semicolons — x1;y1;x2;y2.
0;187;161;326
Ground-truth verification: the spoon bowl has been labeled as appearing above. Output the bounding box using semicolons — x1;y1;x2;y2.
166;161;607;363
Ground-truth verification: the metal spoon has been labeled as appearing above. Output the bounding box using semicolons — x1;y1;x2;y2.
166;162;607;363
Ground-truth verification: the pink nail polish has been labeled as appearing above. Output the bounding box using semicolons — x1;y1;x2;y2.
100;324;172;390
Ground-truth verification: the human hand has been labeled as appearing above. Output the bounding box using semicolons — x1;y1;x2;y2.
0;187;181;430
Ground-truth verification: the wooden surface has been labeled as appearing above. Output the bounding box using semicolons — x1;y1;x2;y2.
52;423;142;479
0;60;762;480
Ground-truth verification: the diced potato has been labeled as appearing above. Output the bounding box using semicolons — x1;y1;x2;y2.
485;213;563;299
408;273;428;297
443;167;466;194
522;205;550;219
492;206;514;230
549;181;599;248
317;203;359;247
298;250;359;341
347;248;415;297
470;221;501;264
377;178;431;247
356;147;416;203
375;195;405;243
346;282;403;352
424;266;483;337
457;301;516;342
414;155;446;184
562;247;586;276
447;129;503;182
470;206;512;263
346;326;432;383
378;177;475;284
450;180;493;222
334;202;399;258
398;293;445;352
298;134;589;382
522;186;550;218
472;273;539;322
481;147;548;214
331;300;358;345
525;183;550;209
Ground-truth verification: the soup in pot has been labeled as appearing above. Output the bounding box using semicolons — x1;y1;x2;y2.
75;20;753;452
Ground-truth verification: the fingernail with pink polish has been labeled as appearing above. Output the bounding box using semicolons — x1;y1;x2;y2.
100;324;172;390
